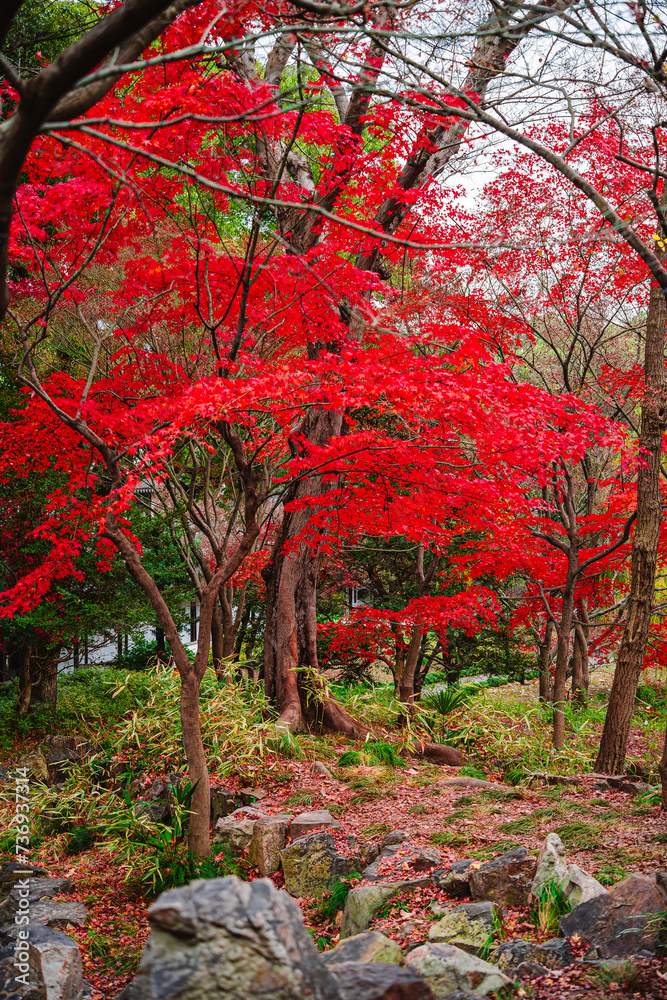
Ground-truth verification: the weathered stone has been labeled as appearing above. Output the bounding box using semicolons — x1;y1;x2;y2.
0;878;76;923
126;875;340;1000
0;862;48;898
559;873;667;959
531;834;567;899
313;762;334;779
432;860;474;899
329;961;434;1000
341;884;403;939
248;816;289;877
290;810;342;839
362;845;402;882
468;847;536;907
1;901;88;940
410;849;442;873
29;924;84;1000
492;937;573;972
434;992;482;1000
210;786;237;822
428;902;500;955
240;786;268;805
322;931;404;967
360;843;381;867
380;831;409;848
406;942;510;997
440;778;501;790
564;864;607;907
606;776;652;796
17;751;50;783
213;806;267;851
281;832;354;898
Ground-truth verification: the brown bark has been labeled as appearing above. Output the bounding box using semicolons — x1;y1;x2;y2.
538;619;554;702
596;275;667;773
33;650;58;705
552;554;577;749
16;643;31;717
571;601;590;706
211;600;224;680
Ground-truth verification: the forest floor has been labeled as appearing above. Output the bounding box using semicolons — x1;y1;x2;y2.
2;662;667;999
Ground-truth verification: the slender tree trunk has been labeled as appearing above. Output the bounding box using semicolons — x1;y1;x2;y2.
16;643;31;717
399;623;424;709
211;600;224;680
596;275;667;773
391;625;407;697
538;619;554;702
553;563;577;748
33;650;58;705
179;672;210;857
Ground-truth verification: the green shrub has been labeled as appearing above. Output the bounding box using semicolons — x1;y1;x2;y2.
65;825;95;856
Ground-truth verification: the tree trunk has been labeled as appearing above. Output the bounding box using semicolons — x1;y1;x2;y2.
571;602;590;706
211;600;224;680
391;624;407;697
262;409;366;736
33;650;58;705
538;619;554;702
399;623;424;709
553;562;577;748
595;275;667;773
179;671;210;858
16;643;31;717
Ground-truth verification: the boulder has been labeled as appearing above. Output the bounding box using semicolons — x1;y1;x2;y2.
606;776;652;796
492;937;573;973
329;961;434;1000
125;875;340;999
428;902;500;955
321;931;404;967
559;873;667;959
313;762;334;779
360;843;381;867
531;833;567;899
406;942;510;996
433;860;474;899
248;816;289;877
214;806;267;851
17;751;50;783
290;810;342;839
0;863;48;898
341;884;403;939
409;849;443;873
281;832;355;898
381;831;409;848
564;864;607;907
0;878;76;923
240;787;268;805
468;847;536;907
29;924;84;1000
362;845;402;882
210;786;238;822
1;901;88;940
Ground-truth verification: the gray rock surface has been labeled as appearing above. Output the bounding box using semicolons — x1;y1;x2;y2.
29;924;84;1000
531;834;567;899
428;902;499;954
321;931;404;967
380;831;409;848
126;876;341;999
281;832;356;898
492;937;573;972
0;878;76;923
468;847;536;907
341;884;403;939
564;863;607;907
1;901;88;940
433;860;474;899
406;942;510;996
214;806;267;851
0;863;48;897
362;845;402;882
290;811;342;839
248;816;289;877
559;873;667;959
329;961;434;1000
313;762;334;779
210;786;237;822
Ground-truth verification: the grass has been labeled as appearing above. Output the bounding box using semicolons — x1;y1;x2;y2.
360;822;391;839
553;819;603;851
431;829;473;848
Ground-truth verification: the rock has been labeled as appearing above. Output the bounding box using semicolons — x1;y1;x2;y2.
410;849;443;872
290;810;342;839
531;833;567;899
210;786;238;822
1;901;88;940
29;924;84;1000
0;863;48;898
0;878;76;923
360;843;381;867
0;764;10;789
434;993;481;1000
329;961;434;1000
248;816;289;877
493;937;573;972
321;931;404;967
341;884;403;938
428;902;500;955
214;806;267;851
126;875;340;999
468;847;536;907
362;845;402;882
17;751;50;783
381;831;409;848
432;860;474;899
240;786;268;805
606;776;652;796
281;832;355;898
406;942;510;996
559;873;667;958
564;863;607;907
313;762;334;779
411;743;464;766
